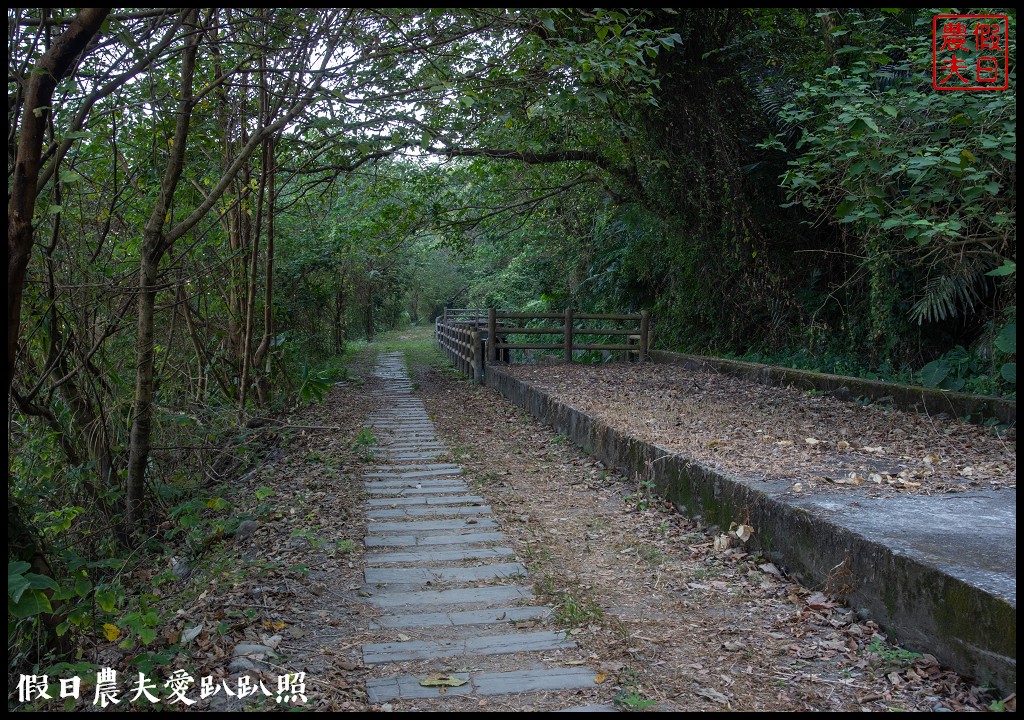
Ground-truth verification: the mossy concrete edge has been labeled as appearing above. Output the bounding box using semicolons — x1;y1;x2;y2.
649;350;1016;427
486;366;1016;695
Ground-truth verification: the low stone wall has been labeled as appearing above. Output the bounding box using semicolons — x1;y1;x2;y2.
485;366;1017;695
649;350;1016;427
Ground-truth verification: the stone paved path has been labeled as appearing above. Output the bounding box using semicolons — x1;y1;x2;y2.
357;352;609;710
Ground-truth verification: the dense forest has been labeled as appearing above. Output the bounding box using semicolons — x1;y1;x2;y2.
7;8;1015;689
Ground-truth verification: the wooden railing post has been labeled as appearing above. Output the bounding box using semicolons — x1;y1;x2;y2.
471;330;482;384
564;307;574;363
487;308;497;363
640;310;651;361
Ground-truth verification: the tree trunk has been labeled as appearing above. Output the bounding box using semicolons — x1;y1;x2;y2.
126;245;160;530
334;288;347;352
7;8;108;403
125;9;200;535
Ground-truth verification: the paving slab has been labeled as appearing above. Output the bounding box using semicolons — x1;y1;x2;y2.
365;673;473;703
364;531;507;548
371;605;552;629
385;452;449;462
365;485;470;496
366;495;485;507
367;518;497;533
368;423;435;430
363;468;464;479
363;584;534;608
368;463;461;471
365;667;601;703
364;478;468;488
371;443;446;451
363;630;574;664
372;429;438;436
364;546;515;563
364;562;527;584
366;505;491;519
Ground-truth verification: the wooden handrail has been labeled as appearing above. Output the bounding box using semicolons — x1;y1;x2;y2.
439;307;652;381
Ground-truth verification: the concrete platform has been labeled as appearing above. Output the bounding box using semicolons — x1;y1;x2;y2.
486;365;1017;695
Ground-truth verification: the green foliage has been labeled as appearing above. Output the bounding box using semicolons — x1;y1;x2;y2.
867;637;922;667
255;486;275;501
298;368;333;404
625;477;658;512
8;562;59;618
614;669;657;711
761;10;1014;368
917;347;982;392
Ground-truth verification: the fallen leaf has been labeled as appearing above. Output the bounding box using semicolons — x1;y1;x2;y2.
594;673;608;684
759;563;782;577
696;686;729;704
181;623;203;644
103;624;121;641
729;523;754;542
419;674;467;688
806;592;836;610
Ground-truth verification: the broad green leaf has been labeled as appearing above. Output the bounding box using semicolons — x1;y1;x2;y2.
75;575;92;598
27;573;59;592
994;323;1015;354
986;260;1016;277
9;574;32;604
918;360;949;388
10;589;53;618
1000;363;1016;384
96;588;117;613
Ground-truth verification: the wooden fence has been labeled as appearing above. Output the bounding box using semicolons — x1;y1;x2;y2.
435;308;650;383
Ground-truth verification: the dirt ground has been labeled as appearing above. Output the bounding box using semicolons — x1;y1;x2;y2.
66;334;1011;712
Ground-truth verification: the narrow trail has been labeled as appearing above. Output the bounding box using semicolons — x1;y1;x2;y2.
208;338;997;713
356;352;609;710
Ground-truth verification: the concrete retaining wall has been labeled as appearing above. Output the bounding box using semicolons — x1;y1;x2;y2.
486;366;1016;695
